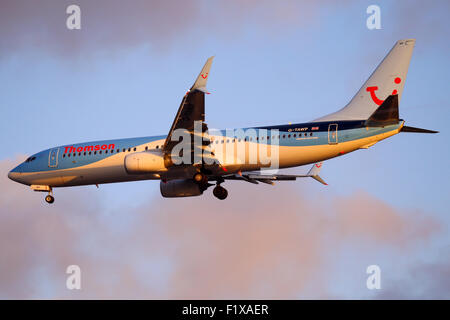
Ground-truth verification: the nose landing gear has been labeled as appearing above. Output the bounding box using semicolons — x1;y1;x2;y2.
45;195;55;204
44;188;54;204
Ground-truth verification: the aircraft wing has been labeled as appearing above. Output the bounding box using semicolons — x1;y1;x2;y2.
162;57;214;157
221;162;328;185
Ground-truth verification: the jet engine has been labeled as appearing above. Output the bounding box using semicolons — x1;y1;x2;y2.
124;151;165;174
160;179;203;198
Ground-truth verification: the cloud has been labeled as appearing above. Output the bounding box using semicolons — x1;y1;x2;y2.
2;0;449;63
0;157;444;299
0;0;340;60
374;252;450;299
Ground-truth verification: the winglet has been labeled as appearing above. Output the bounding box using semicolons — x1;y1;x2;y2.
191;56;214;92
307;162;323;176
307;162;328;185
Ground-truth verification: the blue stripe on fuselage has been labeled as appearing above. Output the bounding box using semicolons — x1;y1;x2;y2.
18;121;402;174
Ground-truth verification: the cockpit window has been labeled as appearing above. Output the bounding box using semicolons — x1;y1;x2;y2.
25;156;36;163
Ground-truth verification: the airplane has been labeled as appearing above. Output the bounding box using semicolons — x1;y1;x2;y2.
8;39;437;203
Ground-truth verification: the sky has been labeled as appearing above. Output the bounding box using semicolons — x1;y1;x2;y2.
0;0;449;299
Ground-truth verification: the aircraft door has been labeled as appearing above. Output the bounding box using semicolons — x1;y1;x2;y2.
328;124;338;144
48;148;59;168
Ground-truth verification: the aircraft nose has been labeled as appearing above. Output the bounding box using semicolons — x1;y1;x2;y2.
8;165;24;183
8;170;20;182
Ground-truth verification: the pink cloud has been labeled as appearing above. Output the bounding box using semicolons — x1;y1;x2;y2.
0;157;442;299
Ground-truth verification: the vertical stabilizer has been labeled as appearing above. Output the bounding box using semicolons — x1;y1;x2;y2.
315;39;415;121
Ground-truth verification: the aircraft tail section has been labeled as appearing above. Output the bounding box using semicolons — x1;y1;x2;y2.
365;94;399;126
315;39;415;122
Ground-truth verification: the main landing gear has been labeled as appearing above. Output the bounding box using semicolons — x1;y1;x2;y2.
193;172;228;200
213;184;228;200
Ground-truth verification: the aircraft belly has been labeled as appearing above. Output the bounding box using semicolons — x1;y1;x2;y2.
21;162;158;187
57;165;159;186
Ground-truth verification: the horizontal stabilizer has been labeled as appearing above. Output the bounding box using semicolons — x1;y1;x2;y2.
401;126;438;134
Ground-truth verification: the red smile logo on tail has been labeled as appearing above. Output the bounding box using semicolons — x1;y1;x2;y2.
366;77;401;105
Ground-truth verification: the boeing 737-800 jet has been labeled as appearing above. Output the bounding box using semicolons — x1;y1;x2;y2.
8;39;437;203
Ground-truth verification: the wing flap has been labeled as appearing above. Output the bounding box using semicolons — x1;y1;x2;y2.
222;162;327;185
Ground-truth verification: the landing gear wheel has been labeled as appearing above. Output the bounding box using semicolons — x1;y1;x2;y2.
193;172;207;185
45;195;55;204
213;185;228;200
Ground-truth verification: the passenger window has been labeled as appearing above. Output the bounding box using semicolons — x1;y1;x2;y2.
282;135;286;138
105;150;108;154
83;152;86;156
94;151;97;155
133;147;136;151
156;145;159;149
68;154;71;157
63;154;66;158
310;132;313;136
73;153;76;157
89;152;92;155
145;146;148;151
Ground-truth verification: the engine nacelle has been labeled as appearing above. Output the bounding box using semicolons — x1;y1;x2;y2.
160;179;203;198
124;151;165;174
